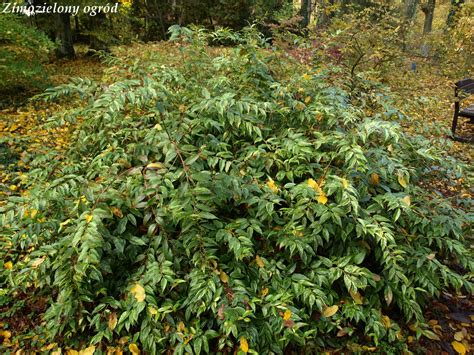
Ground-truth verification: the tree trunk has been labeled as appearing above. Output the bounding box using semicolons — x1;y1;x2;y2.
446;0;465;28
420;0;435;57
73;16;80;41
55;13;75;59
299;0;311;29
89;13;109;53
404;0;419;20
421;0;435;34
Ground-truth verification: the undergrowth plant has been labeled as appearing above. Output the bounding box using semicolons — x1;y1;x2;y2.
1;26;472;353
0;14;53;94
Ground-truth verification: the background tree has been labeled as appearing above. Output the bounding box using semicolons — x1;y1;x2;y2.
404;0;419;20
421;0;436;34
299;0;312;28
55;13;75;58
446;0;465;27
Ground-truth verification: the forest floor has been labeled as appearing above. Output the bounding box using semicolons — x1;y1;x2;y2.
0;44;472;354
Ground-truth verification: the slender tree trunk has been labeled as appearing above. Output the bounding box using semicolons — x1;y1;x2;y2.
73;16;79;41
55;13;75;58
421;0;435;34
421;0;435;57
446;0;465;28
89;13;109;53
299;0;311;29
400;0;419;51
404;0;419;20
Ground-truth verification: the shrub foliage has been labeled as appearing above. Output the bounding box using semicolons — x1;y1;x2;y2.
1;27;472;353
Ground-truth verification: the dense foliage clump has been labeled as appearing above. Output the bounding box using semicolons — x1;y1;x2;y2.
1;27;472;353
0;14;53;94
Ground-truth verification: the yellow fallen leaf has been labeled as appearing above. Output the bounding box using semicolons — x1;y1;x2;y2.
396;330;403;340
317;192;328;205
177;321;185;332
382;315;391;328
111;207;123;218
266;178;279;193
372;274;381;282
261;287;269;297
424;330;440;341
79;346;95;355
304;96;311;104
452;341;466;355
307;178;320;191
398;173;408;188
67;350;79;355
401;195;411;206
426;253;436;260
370;173;380;185
130;283;146;302
283;309;292;320
128;344;140;355
108;312;117;330
293;230;304;237
322;305;338;318
341;178;349;189
31;257;46;268
255;255;264;268
4;261;13;270
454;331;464;341
2;330;12;339
240;337;249;353
85;214;93;223
349;290;363;305
146;162;164;169
219;271;229;283
59;219;71;229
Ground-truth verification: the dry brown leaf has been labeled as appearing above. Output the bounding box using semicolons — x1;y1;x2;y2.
108;312;117;330
370;173;380;185
349;290;363;305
